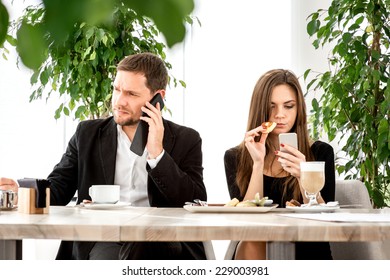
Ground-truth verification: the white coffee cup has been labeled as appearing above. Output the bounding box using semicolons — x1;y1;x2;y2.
89;185;120;204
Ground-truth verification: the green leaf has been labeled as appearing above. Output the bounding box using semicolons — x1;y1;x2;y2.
313;98;320;112
348;24;359;31
371;50;380;62
388;130;390;150
122;0;194;47
0;1;9;46
6;35;16;47
85;27;95;40
332;82;343;98
378;119;389;135
75;105;86;119
342;33;352;44
304;69;311;80
306;78;317;90
102;35;108;46
307;19;320;36
89;50;96;60
30;71;39;84
179;80;186;88
55;104;64;119
69;99;75;111
83;0;115;26
63;106;70;116
16;22;47;70
40;69;49;85
42;0;84;44
184;15;193;24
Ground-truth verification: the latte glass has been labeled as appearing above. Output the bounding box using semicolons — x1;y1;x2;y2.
300;161;325;206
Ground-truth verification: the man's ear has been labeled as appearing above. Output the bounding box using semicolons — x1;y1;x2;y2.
157;89;166;99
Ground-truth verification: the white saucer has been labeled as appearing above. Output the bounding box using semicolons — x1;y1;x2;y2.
82;202;131;210
249;199;273;206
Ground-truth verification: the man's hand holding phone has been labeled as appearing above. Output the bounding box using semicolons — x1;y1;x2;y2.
140;100;164;159
130;93;165;157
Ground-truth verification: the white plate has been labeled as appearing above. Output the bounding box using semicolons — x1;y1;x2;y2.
286;204;340;213
82;202;131;210
183;204;278;213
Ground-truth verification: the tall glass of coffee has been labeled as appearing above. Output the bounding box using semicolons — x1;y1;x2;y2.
300;161;325;206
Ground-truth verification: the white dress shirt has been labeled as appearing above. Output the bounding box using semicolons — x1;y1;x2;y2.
114;125;164;206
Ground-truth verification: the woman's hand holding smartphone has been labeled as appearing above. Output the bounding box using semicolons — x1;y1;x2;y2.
277;132;304;178
278;133;298;154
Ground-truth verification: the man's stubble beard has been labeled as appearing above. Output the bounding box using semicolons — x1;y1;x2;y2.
113;115;139;127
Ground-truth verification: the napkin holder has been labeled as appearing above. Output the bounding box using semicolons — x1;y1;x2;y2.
17;178;50;214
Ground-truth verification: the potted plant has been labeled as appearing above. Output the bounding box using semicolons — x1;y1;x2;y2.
3;1;194;120
305;0;390;207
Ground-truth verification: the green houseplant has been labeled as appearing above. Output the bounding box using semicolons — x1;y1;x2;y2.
305;0;390;207
4;2;194;120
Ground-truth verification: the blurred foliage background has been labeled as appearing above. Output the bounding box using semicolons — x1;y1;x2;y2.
0;0;195;120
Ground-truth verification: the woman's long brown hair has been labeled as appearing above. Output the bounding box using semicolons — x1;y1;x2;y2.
236;69;314;201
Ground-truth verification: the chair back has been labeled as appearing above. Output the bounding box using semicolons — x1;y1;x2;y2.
334;179;372;208
330;179;386;259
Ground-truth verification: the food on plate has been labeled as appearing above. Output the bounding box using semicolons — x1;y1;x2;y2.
253;192;267;206
224;198;239;207
262;121;276;133
286;199;301;207
236;201;257;207
224;193;268;207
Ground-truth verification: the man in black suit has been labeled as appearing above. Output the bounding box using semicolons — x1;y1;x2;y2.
0;53;207;260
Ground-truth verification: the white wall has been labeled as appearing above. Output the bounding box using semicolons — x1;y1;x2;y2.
0;0;332;260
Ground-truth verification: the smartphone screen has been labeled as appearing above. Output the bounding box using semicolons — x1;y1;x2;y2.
130;93;165;156
278;133;298;154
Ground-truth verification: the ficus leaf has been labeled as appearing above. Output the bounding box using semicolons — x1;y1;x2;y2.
16;22;47;70
307;19;320;36
0;1;9;46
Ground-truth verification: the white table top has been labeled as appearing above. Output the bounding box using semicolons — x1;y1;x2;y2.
1;206;390;242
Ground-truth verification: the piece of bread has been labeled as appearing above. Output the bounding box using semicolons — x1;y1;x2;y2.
236;201;257;207
262;121;276;133
224;198;240;207
286;199;301;207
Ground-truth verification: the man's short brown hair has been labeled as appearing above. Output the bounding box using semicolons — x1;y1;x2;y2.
117;53;168;93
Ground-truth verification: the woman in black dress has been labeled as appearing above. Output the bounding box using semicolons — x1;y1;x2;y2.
224;69;335;260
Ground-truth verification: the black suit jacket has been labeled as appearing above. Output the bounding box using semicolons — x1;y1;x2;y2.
49;117;207;259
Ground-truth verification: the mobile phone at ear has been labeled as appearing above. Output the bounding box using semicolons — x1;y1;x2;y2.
130;93;165;156
278;133;298;154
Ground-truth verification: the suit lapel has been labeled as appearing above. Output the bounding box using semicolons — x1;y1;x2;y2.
162;119;175;154
98;118;117;184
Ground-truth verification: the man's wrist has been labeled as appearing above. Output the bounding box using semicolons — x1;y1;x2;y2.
147;150;165;168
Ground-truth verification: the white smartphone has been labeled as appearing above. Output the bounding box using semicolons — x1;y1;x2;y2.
278;133;298;154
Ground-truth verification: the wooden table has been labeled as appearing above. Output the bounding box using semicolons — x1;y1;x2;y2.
1;206;390;259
